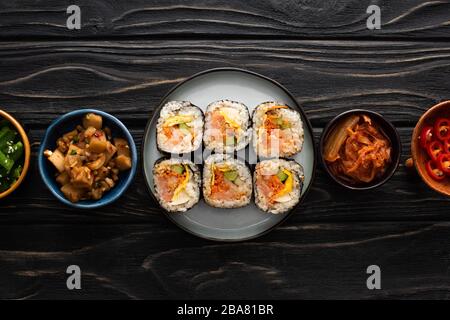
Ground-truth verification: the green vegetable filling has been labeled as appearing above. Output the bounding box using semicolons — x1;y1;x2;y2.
0;122;24;192
223;170;238;182
171;164;185;175
178;123;190;130
225;135;237;146
276;169;288;183
280;122;291;130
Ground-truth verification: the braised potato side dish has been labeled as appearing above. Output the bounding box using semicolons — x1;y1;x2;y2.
44;113;132;203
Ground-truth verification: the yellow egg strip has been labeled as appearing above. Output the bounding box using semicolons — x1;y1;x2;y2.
211;164;215;187
210;163;231;189
267;105;288;112
275;169;293;198
172;164;190;201
163;115;194;127
216;165;231;172
219;110;240;129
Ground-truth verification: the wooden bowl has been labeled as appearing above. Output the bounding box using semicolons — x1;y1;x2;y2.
411;101;450;197
0;109;31;199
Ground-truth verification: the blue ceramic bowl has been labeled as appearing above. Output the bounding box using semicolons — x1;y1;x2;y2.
38;109;137;209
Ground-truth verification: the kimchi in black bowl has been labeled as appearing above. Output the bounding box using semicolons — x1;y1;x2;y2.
319;109;401;190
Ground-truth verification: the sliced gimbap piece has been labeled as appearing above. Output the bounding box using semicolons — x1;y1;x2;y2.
156;101;203;154
203;154;252;208
153;158;201;212
254;159;304;214
203;100;251;153
253;102;304;158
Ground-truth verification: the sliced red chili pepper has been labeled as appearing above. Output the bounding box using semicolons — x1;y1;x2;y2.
438;153;450;175
426;160;446;181
419;126;434;149
426;140;444;161
434;117;450;141
444;139;450;154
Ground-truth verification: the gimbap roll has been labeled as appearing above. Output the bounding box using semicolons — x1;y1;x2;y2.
203;154;252;208
156;101;203;154
153;158;201;212
253;102;304;158
254;159;304;214
203;100;251;153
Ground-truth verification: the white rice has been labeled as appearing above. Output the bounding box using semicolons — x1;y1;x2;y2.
203;100;252;153
252;102;304;158
203;154;252;208
157;101;204;154
254;159;304;214
153;158;201;212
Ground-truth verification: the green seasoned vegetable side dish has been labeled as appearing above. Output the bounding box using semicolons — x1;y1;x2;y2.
0;119;24;193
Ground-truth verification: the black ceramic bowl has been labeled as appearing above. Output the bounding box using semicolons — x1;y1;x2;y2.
319;109;401;190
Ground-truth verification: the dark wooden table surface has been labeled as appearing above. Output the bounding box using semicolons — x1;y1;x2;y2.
1;0;450;300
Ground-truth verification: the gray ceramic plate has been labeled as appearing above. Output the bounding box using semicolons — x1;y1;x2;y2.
142;68;316;241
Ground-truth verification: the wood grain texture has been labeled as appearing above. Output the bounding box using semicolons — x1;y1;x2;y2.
0;12;449;298
0;40;449;223
1;0;450;39
1;222;450;299
0;40;450;127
